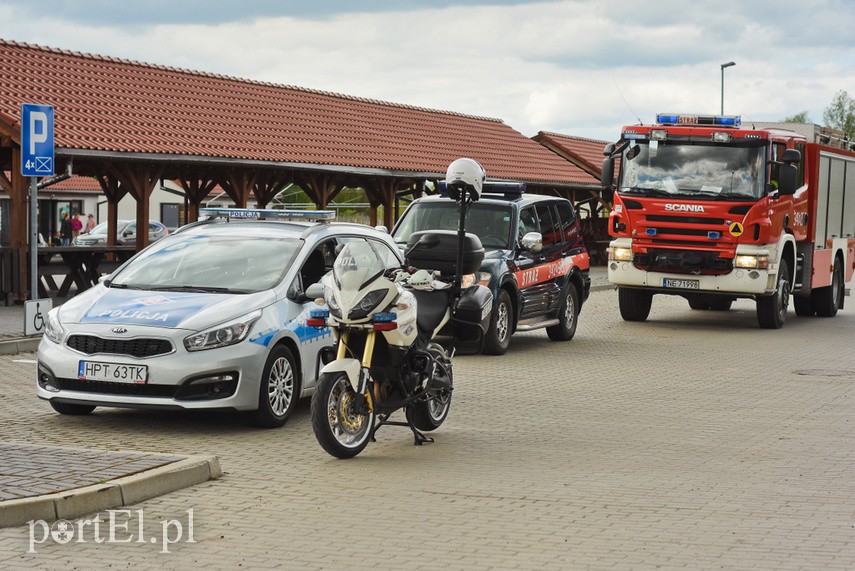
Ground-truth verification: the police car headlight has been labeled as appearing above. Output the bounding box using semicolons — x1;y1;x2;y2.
348;289;387;320
609;246;633;262
184;310;262;352
735;254;769;269
43;311;65;344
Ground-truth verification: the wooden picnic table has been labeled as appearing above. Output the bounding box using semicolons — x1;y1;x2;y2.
37;245;137;298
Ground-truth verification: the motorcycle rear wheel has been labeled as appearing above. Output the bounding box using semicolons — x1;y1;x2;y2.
408;390;452;432
311;372;374;459
407;344;453;432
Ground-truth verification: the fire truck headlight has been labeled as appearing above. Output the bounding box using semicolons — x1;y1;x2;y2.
712;131;732;143
609;246;633;262
650;129;668;141
735;254;769;269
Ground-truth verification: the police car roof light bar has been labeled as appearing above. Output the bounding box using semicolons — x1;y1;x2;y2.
199;208;336;222
656;113;741;128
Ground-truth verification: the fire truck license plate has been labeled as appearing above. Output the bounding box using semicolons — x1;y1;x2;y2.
663;278;699;289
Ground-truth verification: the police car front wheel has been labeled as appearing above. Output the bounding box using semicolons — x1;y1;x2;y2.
251;344;299;428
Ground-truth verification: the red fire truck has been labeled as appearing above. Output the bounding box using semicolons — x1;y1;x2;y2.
600;113;855;328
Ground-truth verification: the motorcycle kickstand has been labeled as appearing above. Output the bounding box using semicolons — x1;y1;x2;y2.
406;414;434;446
409;425;434;446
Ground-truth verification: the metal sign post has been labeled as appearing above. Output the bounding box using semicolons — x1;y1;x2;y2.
21;103;55;334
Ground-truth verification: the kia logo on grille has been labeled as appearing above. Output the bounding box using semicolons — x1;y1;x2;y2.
111;327;128;334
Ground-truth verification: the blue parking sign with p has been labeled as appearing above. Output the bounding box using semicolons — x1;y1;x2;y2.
21;103;54;177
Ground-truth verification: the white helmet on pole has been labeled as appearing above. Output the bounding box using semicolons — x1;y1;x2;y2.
445;158;485;201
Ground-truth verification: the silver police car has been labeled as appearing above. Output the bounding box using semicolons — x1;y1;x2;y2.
37;209;403;428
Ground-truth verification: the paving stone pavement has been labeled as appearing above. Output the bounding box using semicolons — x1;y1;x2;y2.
0;443;182;501
0;283;853;569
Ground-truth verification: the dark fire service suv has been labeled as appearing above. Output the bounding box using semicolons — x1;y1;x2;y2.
391;182;591;355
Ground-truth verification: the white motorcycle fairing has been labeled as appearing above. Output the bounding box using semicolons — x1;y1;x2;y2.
318;357;362;391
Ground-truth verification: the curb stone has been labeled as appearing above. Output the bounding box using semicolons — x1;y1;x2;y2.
0;455;222;528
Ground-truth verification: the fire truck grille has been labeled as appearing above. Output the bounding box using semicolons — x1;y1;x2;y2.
66;335;173;358
646;215;726;225
634;249;733;275
643;214;728;240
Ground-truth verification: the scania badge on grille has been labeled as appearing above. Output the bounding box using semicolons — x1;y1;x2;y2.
110;327;128;334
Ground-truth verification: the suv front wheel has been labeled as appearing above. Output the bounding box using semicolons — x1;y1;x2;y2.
483;289;512;355
546;284;579;341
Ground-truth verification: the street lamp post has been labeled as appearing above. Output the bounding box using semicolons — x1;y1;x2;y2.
720;61;735;114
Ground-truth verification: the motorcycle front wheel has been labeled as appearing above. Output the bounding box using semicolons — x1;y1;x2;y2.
311;372;374;459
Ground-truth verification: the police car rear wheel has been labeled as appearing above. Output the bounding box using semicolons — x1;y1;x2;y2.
483;289;512;355
251;344;298;428
546;285;578;341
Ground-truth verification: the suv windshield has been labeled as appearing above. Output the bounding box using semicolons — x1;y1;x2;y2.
111;234;300;293
393;201;513;249
619;141;766;199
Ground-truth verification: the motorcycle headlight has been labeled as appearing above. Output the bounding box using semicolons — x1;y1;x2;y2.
324;287;342;318
43;310;65;344
348;289;387;320
184;310;262;352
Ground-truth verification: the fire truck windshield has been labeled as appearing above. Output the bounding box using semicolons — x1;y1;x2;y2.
619;141;766;200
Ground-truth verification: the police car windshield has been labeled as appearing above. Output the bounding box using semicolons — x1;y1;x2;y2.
110;234;301;293
393;201;513;249
619;142;766;199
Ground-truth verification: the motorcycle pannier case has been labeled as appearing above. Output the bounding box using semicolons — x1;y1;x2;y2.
405;230;485;276
454;284;492;331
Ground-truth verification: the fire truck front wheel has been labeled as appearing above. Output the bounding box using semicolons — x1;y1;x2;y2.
757;261;790;329
618;288;652;322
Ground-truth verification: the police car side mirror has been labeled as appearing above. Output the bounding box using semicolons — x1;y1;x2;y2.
374;225;388;234
305;282;324;300
520;232;543;253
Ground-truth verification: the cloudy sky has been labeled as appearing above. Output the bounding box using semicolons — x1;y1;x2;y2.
2;0;853;141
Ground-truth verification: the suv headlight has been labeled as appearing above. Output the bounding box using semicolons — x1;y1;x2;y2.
184;310;262;352
43;310;65;344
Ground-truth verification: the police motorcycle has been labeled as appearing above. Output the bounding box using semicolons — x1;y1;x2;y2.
306;158;493;459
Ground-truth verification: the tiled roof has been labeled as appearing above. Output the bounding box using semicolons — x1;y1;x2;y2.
0;39;592;186
533;131;612;178
45;175;102;192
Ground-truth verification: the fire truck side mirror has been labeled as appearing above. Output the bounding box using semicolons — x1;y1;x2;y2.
601;157;614;188
776;162;798;196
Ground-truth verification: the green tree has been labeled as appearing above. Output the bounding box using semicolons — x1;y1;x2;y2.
822;90;855;135
782;111;811;123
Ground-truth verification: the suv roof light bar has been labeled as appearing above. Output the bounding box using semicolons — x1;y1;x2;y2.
656;113;741;127
199;208;336;222
437;180;526;199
